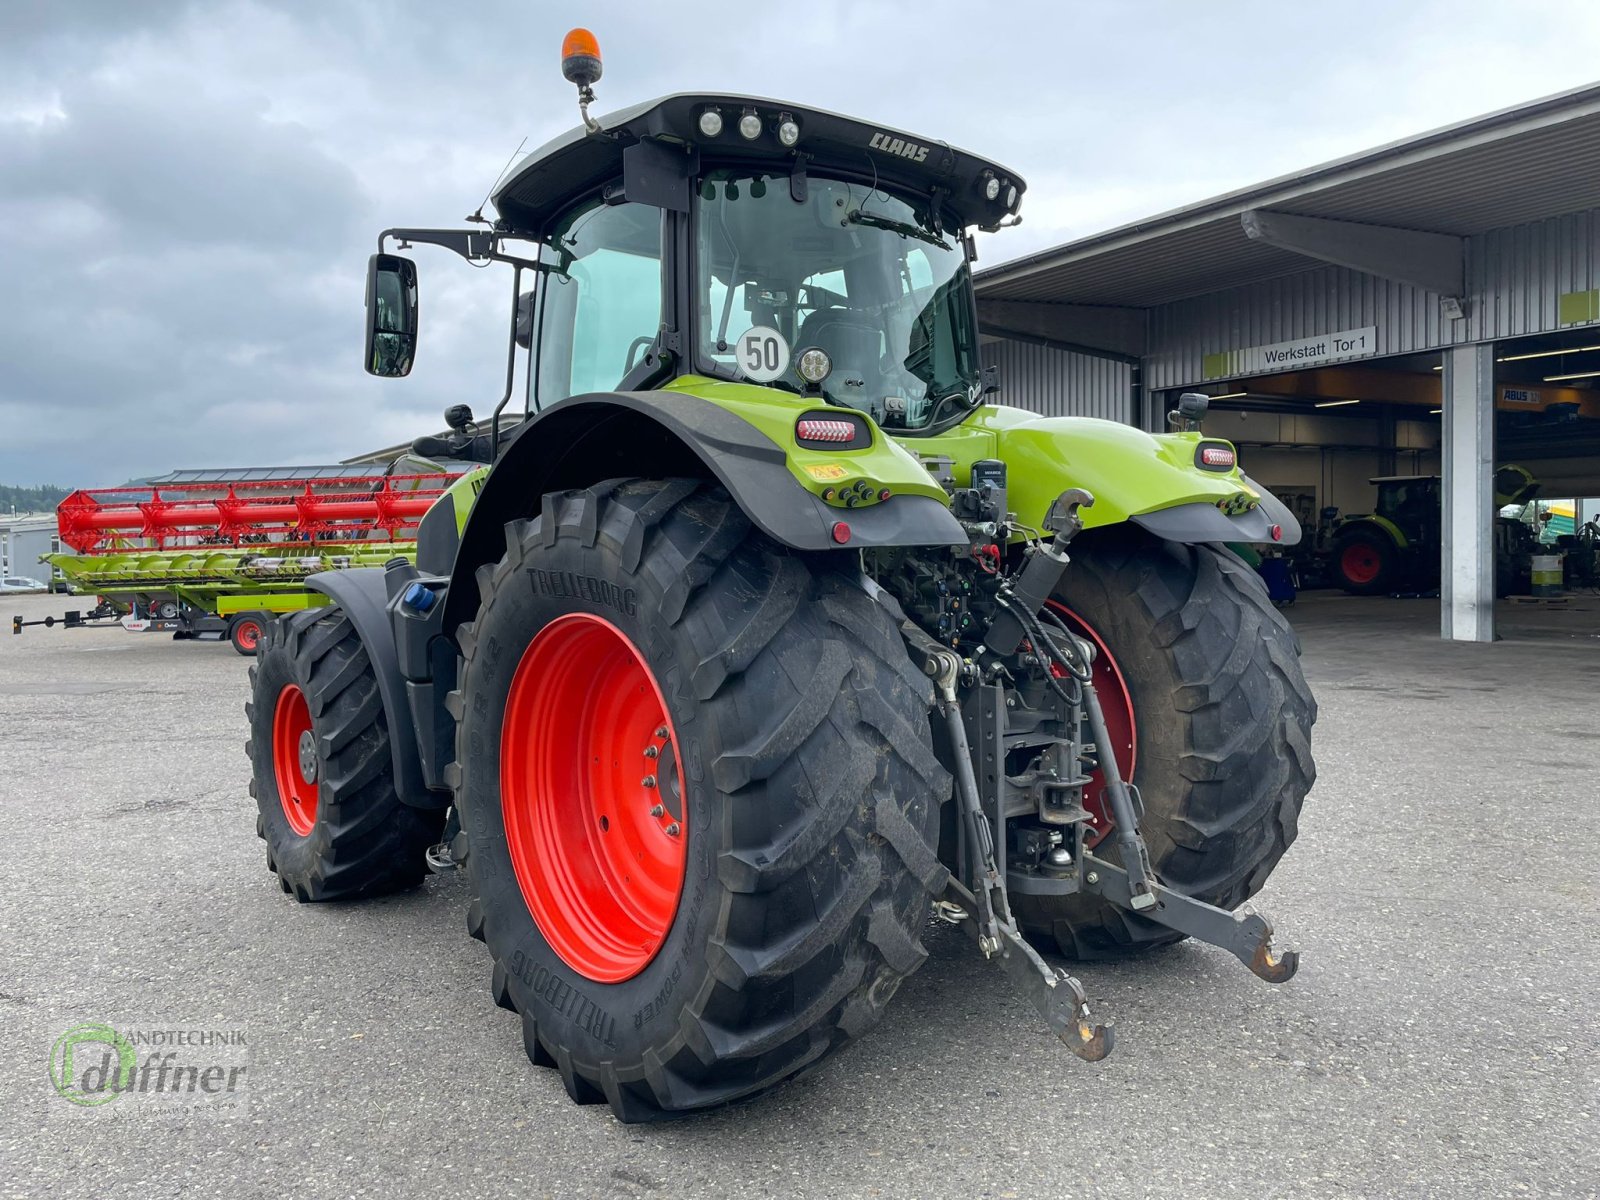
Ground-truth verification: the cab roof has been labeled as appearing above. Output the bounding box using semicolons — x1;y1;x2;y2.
490;92;1025;235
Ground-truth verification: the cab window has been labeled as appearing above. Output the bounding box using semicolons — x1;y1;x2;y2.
535;201;664;403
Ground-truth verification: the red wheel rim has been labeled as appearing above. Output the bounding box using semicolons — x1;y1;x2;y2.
272;683;318;836
237;620;261;651
1045;602;1136;849
1340;542;1381;585
501;612;688;984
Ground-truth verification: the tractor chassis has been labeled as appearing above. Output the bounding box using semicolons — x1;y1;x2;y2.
901;489;1299;1063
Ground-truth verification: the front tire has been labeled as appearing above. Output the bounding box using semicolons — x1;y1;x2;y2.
246;607;445;901
452;480;948;1122
1010;532;1316;959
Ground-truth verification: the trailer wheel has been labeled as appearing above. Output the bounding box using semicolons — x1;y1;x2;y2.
1010;531;1316;960
246;607;444;901
229;613;267;657
452;480;948;1121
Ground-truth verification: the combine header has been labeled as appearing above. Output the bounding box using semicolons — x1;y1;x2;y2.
55;474;448;553
15;469;467;654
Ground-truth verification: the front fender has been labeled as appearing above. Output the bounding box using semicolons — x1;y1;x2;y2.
304;567;444;809
911;405;1301;545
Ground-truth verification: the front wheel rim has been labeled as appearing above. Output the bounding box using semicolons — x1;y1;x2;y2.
501;612;688;984
272;683;318;836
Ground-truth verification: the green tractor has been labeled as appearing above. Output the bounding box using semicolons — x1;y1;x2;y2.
1329;466;1539;594
245;32;1316;1121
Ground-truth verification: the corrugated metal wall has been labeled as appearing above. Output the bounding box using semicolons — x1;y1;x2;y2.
1468;207;1600;340
980;338;1133;423
1143;205;1600;389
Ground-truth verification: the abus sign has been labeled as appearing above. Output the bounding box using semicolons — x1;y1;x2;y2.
1203;326;1377;381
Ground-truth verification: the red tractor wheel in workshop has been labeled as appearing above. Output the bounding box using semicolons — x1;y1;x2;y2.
451;480;948;1122
1331;528;1399;595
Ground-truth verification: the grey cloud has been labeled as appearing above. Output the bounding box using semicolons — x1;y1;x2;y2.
2;82;368;254
4;0;1600;486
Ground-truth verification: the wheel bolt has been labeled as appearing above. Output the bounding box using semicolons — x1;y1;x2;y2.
644;746;659;759
642;775;656;789
665;822;681;837
655;726;669;739
650;804;665;817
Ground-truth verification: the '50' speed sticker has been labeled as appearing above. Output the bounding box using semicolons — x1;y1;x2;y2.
736;326;790;383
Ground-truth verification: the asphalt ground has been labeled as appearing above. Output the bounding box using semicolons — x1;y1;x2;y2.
1;589;1595;1198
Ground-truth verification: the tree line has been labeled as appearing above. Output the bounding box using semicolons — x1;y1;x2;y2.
0;483;68;515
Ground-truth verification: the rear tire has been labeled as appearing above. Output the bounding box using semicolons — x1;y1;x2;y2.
452;479;948;1121
1331;528;1399;594
1010;532;1316;960
246;607;445;901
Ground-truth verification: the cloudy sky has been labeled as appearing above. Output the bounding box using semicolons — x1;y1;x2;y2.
4;0;1599;487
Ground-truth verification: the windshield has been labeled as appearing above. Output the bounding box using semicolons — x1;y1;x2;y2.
695;170;981;432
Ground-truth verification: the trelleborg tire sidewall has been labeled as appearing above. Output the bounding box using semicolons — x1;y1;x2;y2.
459;533;724;1068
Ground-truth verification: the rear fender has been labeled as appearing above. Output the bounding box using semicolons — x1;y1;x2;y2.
1333;514;1406;548
438;391;965;635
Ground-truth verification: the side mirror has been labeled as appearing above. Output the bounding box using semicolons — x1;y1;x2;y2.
364;253;418;378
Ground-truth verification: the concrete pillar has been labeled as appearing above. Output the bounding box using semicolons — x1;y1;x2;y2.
1440;344;1495;642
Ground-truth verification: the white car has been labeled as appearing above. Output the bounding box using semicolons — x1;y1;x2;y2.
1;576;49;592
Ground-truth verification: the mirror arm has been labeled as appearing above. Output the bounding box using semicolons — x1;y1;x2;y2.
489;263;527;461
381;227;496;261
379;227;553;273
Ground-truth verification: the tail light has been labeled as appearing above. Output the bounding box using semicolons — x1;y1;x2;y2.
795;411;871;450
1196;442;1236;471
797;419;854;443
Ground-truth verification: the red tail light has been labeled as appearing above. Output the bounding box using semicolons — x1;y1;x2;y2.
797;418;856;443
1199;445;1236;469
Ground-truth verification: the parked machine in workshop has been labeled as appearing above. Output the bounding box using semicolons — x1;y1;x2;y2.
243;31;1317;1121
1328;465;1540;595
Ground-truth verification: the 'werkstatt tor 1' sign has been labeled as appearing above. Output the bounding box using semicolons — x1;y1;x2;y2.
1202;326;1377;381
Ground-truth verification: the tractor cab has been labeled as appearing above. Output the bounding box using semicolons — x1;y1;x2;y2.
1370;475;1441;545
366;87;1023;439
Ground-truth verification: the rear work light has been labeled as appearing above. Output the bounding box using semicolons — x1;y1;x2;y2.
1196;443;1236;471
